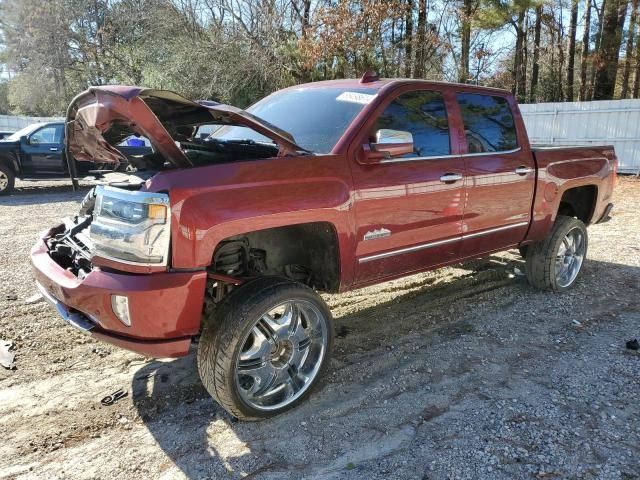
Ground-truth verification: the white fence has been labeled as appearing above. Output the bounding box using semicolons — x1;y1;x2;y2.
520;99;640;174
0;114;64;132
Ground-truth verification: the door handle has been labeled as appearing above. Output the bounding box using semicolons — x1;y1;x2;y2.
515;166;533;175
49;147;59;151
440;173;463;184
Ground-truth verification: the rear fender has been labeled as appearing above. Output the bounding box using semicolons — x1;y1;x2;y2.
526;150;613;242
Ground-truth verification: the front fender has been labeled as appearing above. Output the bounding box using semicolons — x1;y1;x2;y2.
145;155;356;286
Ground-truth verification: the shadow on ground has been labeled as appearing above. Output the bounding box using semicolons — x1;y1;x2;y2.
131;255;639;479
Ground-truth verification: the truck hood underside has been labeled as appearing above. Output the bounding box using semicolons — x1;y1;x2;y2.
66;86;305;168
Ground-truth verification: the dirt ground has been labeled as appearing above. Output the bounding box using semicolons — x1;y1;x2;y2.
0;177;638;480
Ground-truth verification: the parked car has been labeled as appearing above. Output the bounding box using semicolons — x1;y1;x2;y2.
0;122;152;195
31;76;617;420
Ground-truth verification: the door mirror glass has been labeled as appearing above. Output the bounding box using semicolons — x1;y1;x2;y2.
19;135;29;145
358;129;414;164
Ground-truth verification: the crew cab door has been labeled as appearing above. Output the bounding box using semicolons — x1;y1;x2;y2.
454;93;535;257
21;124;65;174
350;88;465;285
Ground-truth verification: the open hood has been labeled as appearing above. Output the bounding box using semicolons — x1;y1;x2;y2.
66;86;306;168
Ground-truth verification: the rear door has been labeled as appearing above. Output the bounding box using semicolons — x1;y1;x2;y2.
351;88;465;285
21;124;65;174
455;92;535;257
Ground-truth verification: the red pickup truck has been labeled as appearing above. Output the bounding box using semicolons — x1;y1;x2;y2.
31;74;617;420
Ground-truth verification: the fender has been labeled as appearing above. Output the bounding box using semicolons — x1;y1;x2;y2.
144;153;357;289
526;146;614;242
0;150;20;173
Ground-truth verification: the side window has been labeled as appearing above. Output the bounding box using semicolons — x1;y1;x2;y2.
30;125;62;145
374;90;450;158
456;93;518;153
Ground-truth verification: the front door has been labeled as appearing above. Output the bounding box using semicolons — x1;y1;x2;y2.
351;89;465;285
21;124;65;174
455;93;535;257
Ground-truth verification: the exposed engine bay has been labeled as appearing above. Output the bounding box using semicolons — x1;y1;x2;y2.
66;86;307;179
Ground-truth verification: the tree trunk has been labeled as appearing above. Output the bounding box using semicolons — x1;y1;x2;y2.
593;0;628;99
621;0;638;97
530;5;543;102
404;0;414;77
459;0;473;83
414;0;427;78
567;0;579;100
513;8;527;101
579;0;592;100
590;0;607;98
635;23;640;96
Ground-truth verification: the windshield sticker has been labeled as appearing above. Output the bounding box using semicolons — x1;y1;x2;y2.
336;92;377;105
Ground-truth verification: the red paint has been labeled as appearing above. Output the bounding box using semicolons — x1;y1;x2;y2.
33;79;618;358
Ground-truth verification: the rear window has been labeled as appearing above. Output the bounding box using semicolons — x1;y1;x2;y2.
456;93;518;153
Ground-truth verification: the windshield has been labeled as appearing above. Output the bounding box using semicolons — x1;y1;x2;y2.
210;87;378;153
1;123;48;142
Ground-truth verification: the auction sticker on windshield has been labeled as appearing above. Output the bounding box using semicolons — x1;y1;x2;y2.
336;92;377;105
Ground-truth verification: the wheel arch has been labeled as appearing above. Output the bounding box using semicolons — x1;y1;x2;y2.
209;221;342;293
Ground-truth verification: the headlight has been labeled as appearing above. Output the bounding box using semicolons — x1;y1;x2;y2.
89;185;171;266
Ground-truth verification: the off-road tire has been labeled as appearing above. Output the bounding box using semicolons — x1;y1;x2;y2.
525;215;588;291
0;163;15;196
197;276;334;420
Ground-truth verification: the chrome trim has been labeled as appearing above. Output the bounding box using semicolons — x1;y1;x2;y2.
461;221;529;239
363;228;391;241
358;221;529;263
378;147;522;164
36;282;95;332
515;166;534;174
440;173;463;182
359;236;460;263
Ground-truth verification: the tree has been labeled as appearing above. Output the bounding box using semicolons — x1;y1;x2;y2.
621;0;638;97
593;0;628;99
530;4;543;101
566;0;579;100
579;0;592;100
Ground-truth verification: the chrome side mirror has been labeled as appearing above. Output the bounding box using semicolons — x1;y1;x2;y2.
358;129;414;164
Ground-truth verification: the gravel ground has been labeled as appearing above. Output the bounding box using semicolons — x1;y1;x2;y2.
0;177;638;480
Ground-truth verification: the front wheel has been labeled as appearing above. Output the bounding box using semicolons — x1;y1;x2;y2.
525;215;588;291
197;276;334;420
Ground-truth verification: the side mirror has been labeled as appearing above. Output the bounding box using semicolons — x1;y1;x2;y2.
358;129;414;164
20;135;29;145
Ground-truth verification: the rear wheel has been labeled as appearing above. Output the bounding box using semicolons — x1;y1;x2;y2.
197;276;334;420
0;164;15;196
525;215;588;291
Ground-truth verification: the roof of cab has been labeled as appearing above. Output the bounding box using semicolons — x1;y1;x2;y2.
281;77;512;97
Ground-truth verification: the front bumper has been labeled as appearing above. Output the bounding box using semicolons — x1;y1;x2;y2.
31;228;207;358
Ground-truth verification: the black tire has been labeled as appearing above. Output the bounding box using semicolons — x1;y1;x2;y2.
0;163;15;196
197;276;334;420
525;215;588;291
518;245;529;259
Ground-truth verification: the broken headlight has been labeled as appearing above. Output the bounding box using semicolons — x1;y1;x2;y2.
90;185;171;266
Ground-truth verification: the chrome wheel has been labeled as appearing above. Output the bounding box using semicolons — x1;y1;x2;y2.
235;300;328;411
555;227;585;288
0;172;8;191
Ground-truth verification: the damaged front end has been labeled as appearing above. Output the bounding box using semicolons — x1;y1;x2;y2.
47;185;172;277
65;86;307;183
